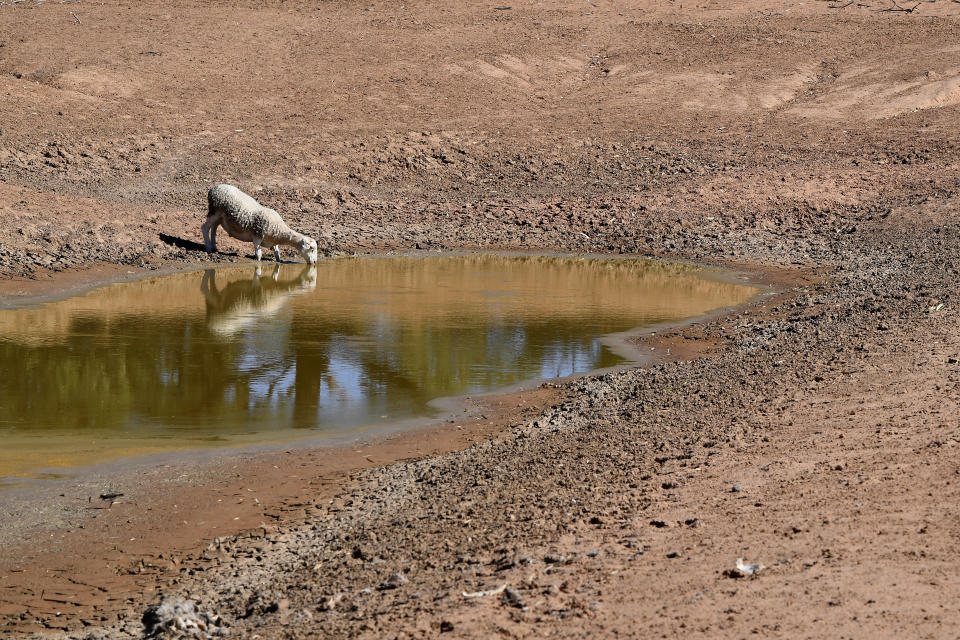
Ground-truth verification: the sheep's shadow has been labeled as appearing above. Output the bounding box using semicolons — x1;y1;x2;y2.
159;233;207;252
158;233;298;263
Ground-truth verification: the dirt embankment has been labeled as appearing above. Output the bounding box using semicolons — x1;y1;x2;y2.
1;0;960;638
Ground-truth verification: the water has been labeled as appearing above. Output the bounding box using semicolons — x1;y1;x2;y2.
0;255;759;482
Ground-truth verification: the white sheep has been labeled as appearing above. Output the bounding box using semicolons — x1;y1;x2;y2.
202;184;318;264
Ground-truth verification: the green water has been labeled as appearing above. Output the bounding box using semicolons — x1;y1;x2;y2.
0;255;759;481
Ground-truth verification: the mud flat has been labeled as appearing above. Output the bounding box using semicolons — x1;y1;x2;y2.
1;0;960;637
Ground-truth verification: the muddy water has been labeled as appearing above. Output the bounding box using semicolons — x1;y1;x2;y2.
0;255;759;482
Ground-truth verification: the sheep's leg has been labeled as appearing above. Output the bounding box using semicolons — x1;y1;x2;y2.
253;236;263;261
201;216;219;253
202;216;221;253
200;269;221;307
271;263;281;282
273;245;282;262
200;269;213;294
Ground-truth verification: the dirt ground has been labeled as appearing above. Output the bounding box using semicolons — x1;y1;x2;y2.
1;0;960;637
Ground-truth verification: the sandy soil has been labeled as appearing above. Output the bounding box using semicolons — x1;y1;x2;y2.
1;0;960;637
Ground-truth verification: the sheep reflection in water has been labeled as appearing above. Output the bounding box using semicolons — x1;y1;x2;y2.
200;263;318;336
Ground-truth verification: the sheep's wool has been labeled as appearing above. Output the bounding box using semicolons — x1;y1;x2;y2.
208;184;289;239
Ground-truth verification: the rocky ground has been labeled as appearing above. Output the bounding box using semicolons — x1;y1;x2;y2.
1;0;960;637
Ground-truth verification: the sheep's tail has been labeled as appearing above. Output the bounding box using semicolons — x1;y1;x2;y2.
207;187;216;218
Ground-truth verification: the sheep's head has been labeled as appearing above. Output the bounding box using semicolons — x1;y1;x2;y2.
300;237;319;264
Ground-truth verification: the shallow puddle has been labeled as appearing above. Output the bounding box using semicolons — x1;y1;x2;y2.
0;255;759;482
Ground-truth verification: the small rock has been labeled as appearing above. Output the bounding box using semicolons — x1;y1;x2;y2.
318;594;343;611
501;587;524;608
378;572;409;590
730;485;743;493
440;620;455;633
543;553;566;564
730;557;764;577
142;598;223;637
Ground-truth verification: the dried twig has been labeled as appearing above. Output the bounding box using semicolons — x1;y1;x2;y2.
71;11;80;24
42;595;84;606
878;0;922;11
462;584;507;598
65;576;109;593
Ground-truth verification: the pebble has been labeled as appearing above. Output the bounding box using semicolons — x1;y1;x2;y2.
377;573;409;590
501;587;524;607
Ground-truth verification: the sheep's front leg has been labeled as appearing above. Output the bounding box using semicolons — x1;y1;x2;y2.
273;245;282;262
253;236;264;261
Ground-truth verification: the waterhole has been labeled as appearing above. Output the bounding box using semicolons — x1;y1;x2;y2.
0;255;760;482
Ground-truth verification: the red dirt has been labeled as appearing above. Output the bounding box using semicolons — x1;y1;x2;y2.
1;0;959;638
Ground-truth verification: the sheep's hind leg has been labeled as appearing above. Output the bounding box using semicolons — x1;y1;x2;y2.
201;216;219;253
253;236;263;261
273;245;282;262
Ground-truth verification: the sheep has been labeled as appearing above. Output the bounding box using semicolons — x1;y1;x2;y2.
202;184;318;264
